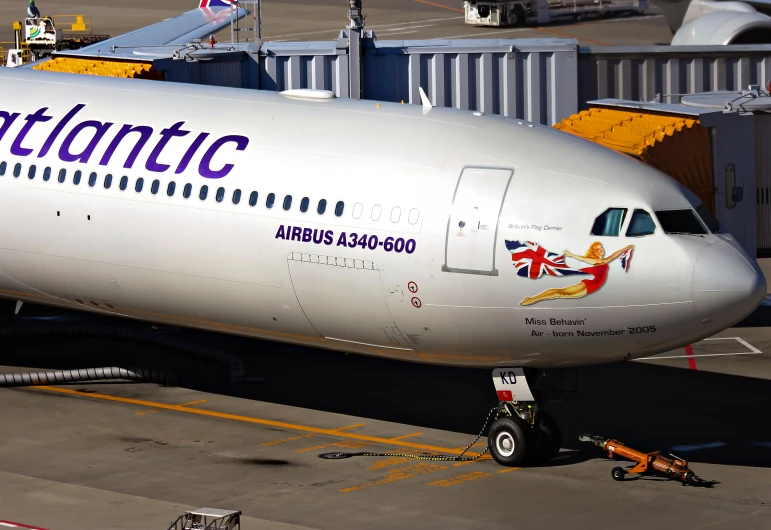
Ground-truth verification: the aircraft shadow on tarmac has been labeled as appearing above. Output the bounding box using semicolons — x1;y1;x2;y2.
1;304;770;470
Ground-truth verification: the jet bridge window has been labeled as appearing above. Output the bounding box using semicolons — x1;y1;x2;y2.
300;197;309;213
13;163;21;178
216;187;225;203
266;193;275;209
58;169;66;183
626;209;655;237
199;185;208;201
135;177;144;193
183;183;192;199
27;165;36;180
73;170;82;185
317;199;327;215
167;182;176;197
104;174;112;189
654;209;708;235
0;161;6;176
591;208;627;236
88;172;97;187
335;201;345;217
151;179;160;195
43;167;51;182
249;191;258;206
283;195;292;211
119;176;128;190
232;189;241;204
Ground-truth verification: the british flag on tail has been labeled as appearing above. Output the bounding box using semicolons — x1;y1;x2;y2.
505;241;587;279
620;247;633;272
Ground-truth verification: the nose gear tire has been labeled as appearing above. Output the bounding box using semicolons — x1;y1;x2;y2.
488;416;528;466
530;410;562;462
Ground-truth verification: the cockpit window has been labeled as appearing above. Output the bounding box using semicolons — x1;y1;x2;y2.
626;209;656;237
655;209;708;235
590;208;627;236
695;204;719;232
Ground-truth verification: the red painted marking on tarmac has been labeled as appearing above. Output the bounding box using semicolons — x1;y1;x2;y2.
0;521;49;529
684;344;698;370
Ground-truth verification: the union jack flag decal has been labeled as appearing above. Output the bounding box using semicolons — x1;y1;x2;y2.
199;0;240;7
620;247;633;272
505;240;586;279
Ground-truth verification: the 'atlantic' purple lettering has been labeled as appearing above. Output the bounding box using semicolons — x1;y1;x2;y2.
58;120;115;163
11;107;53;156
99;124;153;168
0;111;21;144
175;132;209;174
146;121;190;173
38;104;85;158
198;135;249;179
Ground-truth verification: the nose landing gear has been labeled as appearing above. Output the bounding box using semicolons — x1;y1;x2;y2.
487;368;562;466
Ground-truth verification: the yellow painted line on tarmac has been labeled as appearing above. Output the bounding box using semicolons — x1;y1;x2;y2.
389;432;423;441
176;399;208;407
498;468;519;474
332;423;365;431
32;386;484;457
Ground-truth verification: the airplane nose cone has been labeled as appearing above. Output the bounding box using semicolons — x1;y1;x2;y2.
693;243;766;327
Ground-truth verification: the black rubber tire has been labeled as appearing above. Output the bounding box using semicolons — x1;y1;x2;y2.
532;410;562;462
488;416;528;467
611;467;625;481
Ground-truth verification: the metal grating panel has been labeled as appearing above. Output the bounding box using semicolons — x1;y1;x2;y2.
756;114;771;250
578;45;771;108
362;38;578;126
260;41;350;97
199;60;242;88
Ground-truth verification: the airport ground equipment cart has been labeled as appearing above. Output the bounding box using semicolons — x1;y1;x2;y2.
463;0;647;27
167;508;241;530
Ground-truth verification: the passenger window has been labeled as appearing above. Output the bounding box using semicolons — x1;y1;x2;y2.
390;206;401;223
183;183;192;199
232;189;241;204
13;163;21;177
199;185;208;200
249;191;258;206
371;205;382;221
135;177;144;192
353;203;362;219
408;208;419;225
43;167;51;181
317;199;327;215
335;201;344;217
216;187;225;203
151;179;160;195
88;172;97;187
28;165;36;179
119;176;128;190
0;161;5;176
167;182;176;197
300;197;309;213
266;193;275;209
104;174;112;189
591;208;627;236
655;209;707;235
283;195;292;210
58;169;66;183
626;209;656;237
73;170;81;185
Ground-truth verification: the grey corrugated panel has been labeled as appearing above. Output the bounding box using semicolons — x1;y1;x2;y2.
361;38;578;126
578;45;771;108
199;60;243;88
260;41;350;97
756;114;771;250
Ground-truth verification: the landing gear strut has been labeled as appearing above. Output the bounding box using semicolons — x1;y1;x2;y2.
487;368;562;467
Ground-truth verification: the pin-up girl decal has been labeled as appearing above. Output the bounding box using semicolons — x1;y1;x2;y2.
505;240;634;307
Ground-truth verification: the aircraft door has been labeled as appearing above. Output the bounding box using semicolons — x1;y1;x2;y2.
444;167;513;275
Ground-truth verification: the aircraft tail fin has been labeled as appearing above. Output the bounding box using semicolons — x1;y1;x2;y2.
199;0;240;7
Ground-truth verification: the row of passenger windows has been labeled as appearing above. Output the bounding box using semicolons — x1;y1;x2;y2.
0;161;345;217
591;205;717;237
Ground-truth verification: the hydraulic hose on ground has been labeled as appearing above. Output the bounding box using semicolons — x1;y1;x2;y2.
0;324;245;381
0;367;177;387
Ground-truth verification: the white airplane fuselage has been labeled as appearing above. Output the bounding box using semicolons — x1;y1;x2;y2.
0;68;764;368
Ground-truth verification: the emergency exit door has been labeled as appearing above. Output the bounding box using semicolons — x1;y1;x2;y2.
444;167;513;275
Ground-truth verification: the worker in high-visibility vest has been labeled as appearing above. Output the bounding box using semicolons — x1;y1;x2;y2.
27;0;41;19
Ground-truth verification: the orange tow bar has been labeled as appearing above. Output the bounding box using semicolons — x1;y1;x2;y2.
580;435;715;486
